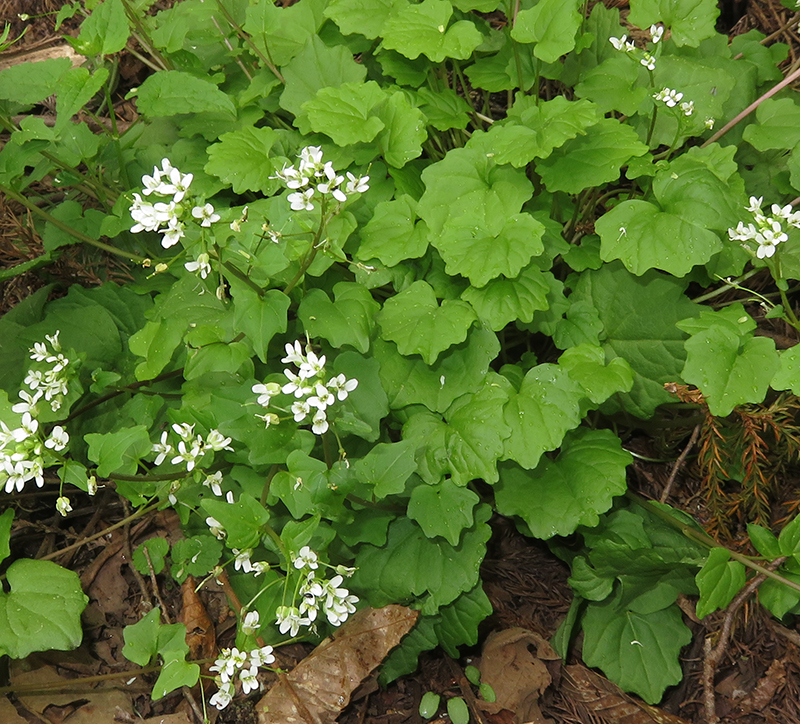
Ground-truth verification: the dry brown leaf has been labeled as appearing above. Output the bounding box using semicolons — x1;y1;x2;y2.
255;605;418;724
563;664;693;724
477;628;558;724
12;665;133;724
179;575;216;662
0;695;29;724
733;659;786;717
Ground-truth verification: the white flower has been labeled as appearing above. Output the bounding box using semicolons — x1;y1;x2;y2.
680;100;694;117
653;88;683;107
298;146;324;174
640;53;656;71
327;373;358;401
287;188;315;211
283;369;313;398
172;423;195;441
210;681;234;710
249;645;275;667
747;196;763;214
206;429;233;451
30;342;48;361
185;253;212;279
87;475;98;495
206;516;226;539
298;350;326;380
192;203;220;227
242;610;260;636
308;383;334;411
171;439;204;471
44;331;61;351
344;172;369;194
56;496;72;516
152;431;173;465
292;545;319;570
233;548;254;573
203;471;224;496
12;390;41;415
650;24;664;43
240;664;259;695
282;341;306;366
12;413;38;442
141;167;163;195
251;561;271;576
255;412;280;428
704;117;715;130
291;399;311;422
311;410;329;435
160;219;185;249
275;605;310;637
45;425;69;451
609;35;635;52
252;382;281;407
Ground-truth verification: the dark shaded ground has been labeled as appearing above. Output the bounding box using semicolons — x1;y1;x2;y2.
5;1;800;724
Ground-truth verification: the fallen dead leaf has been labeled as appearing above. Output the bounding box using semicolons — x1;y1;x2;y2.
180;575;216;662
140;713;194;724
12;664;134;724
477;627;558;724
0;695;29;724
256;605;418;724
563;664;693;724
733;659;786;718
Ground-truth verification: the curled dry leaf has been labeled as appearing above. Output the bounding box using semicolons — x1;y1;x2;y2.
256;605;418;724
477;627;559;724
179;575;216;662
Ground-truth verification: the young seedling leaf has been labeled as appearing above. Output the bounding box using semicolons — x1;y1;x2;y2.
695;547;747;619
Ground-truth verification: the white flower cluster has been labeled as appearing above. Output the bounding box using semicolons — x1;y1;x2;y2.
129;158;220;250
275;546;359;635
728;196;800;259
609;24;663;70
1;332;71;500
252;341;358;436
151;423;233;475
272;146;370;212
652;87;694;116
209;643;275;710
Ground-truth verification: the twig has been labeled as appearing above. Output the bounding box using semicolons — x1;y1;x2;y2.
143;543;171;623
122;500;154;612
661;424;701;503
444;656;488;724
702;556;786;723
182;685;205;723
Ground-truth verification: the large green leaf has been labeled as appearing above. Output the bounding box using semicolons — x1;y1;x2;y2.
135;71;235;117
743;97;800;152
205;127;282;194
381;0;482;62
536;118;648;194
243;0;320;67
511;0;582;63
0;57;71;105
374;91;427;167
358;195;429;266
771;345;800;395
0;559;88;659
575;55;649;116
408;478;479;545
353;440;418;498
581;598;692;703
201;494;270;550
55;67;110;134
502;364;584;470
496;428;630;539
302;81;387;145
558;343;634;405
567;263;700;418
353;505;492;611
627;0;719;47
72;0;130;56
230;286;290;364
378;280;476;364
461;265;551;331
324;0;406;38
418;148;533;237
299;283;379;353
433;213;545;287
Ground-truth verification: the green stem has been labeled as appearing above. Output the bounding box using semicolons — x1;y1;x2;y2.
691;269;762;304
119;0;172;71
1;185;146;262
221;259;266;298
645;104;658;147
214;0;284;83
260;464;280;507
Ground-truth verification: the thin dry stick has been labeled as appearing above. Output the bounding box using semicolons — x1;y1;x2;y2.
142;544;171;623
661;424;701;503
703;556;786;723
122;500;154;611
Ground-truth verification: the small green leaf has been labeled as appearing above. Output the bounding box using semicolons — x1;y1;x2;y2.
779;515;800;556
511;0;582;63
575;55;649;116
132;537;170;576
464;664;481;685
479;682;496;702
496;428;630;539
205;127;282;194
122;608;161;666
230;287;290;364
378;281;476;364
171;536;224;583
447;697;470;724
201;494;270;550
0;559;89;659
85;425;153;477
462;265;551;331
747;523;781;559
743;98;800;152
325;0;406;39
243;0;320;67
55;67;110;133
770;345;800;395
419;691;441;718
374;91;427;167
695;547;747;619
682;325;779;417
153;658;200;700
135;71;235;117
73;0;130;56
299;283;379;353
758;572;800;619
502;364;584;470
408;479;479;545
381;0;482;62
559;343;634;405
353;440;418;498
